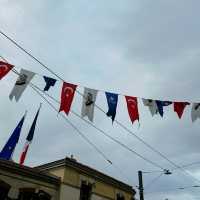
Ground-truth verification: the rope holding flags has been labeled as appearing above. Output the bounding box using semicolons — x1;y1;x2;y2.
1;58;200;125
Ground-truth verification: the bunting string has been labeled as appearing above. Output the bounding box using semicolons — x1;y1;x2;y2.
0;29;200;185
0;58;197;122
28;81;165;170
29;78;200;185
8;65;139;185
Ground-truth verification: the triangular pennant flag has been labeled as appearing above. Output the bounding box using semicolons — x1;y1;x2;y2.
43;76;57;91
105;92;118;123
125;96;139;124
59;82;77;115
174;102;190;119
0;61;13;80
191;103;200;122
81;88;98;122
9;69;35;102
142;99;158;116
20;105;41;165
0;113;26;160
156;100;172;117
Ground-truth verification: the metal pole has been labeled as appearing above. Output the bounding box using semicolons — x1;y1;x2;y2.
138;171;144;200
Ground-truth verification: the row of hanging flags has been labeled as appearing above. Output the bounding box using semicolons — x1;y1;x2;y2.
0;60;200;124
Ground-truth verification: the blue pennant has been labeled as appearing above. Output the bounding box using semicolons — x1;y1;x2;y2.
43;76;57;91
105;92;118;123
156;100;172;117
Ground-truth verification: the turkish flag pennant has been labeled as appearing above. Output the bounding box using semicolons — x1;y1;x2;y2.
174;102;190;119
59;82;77;115
125;96;139;123
0;61;13;80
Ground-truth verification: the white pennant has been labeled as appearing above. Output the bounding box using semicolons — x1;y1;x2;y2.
81;88;98;122
9;69;35;102
191;103;200;122
142;98;158;116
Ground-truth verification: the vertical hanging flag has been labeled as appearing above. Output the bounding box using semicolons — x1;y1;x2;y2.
0;112;26;160
156;101;172;117
125;96;139;124
9;69;35;102
105;92;118;123
0;61;14;80
43;76;57;91
20;104;42;165
191;103;200;122
174;102;190;119
142;99;158;116
59;82;77;115
81;88;98;122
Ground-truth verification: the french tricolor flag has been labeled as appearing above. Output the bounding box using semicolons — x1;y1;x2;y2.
20;104;42;165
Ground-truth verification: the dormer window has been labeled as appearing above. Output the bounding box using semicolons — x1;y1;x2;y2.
79;181;92;200
117;193;125;200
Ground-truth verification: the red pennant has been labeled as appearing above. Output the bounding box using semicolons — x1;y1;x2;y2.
59;82;77;115
0;61;13;80
174;102;190;119
125;96;139;123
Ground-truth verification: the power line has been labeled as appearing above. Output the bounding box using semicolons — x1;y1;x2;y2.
144;184;200;195
142;170;163;174
144;173;163;190
0;30;200;184
29;84;139;186
0;55;146;187
30;84;165;170
171;161;200;171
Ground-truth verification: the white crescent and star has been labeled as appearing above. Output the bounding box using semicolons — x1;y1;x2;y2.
127;98;137;109
0;65;9;74
64;86;74;98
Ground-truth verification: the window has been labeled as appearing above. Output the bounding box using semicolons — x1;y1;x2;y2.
0;180;11;200
117;193;125;200
37;190;51;200
79;181;92;200
18;188;37;200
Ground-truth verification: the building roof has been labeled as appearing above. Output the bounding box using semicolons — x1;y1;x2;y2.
35;156;136;195
0;159;60;186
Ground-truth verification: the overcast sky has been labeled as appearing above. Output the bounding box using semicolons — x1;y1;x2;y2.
1;0;200;199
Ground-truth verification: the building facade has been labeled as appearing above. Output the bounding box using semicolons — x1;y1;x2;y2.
0;156;136;200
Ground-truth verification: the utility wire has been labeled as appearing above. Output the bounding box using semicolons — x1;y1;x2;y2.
144;184;200;195
7;61;113;166
1;55;140;186
30;84;165;170
144;173;163;190
8;62;165;170
0;31;200;184
171;161;200;172
29;84;140;186
142;170;163;174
